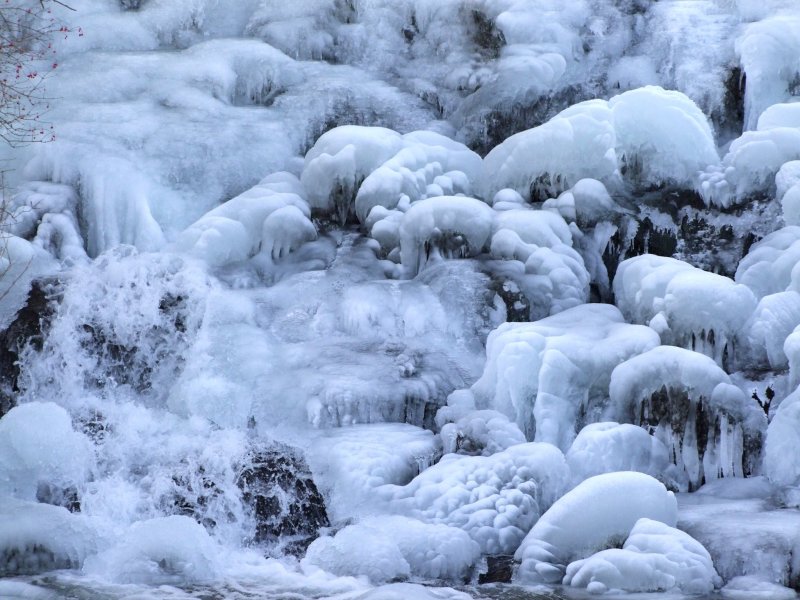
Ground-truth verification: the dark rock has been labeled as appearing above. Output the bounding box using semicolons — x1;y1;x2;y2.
0;279;57;418
478;555;515;584
36;482;81;513
237;442;329;556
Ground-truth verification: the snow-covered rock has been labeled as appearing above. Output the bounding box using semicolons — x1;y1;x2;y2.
466;303;659;447
611;346;765;490
563;518;720;595
304;516;480;583
566;422;671;486
515;472;678;584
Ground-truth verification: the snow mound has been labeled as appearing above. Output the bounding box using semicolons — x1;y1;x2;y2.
83;515;219;585
614;254;756;366
611;346;765;490
467;303;659;447
566;422;670;486
386;443;569;555
304;516;480;583
0;402;93;501
484;87;718;202
514;472;677;584
172;173;315;268
563;518;720;595
0;500;97;576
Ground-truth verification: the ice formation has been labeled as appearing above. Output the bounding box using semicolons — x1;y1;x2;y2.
615;254;757;366
465;303;659;446
483;86;718;202
515;472;678;584
2;0;800;597
563;518;720;595
611;346;765;490
566;422;671;486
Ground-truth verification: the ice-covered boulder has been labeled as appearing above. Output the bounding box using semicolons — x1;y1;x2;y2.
0;500;97;576
483;87;718;202
355;131;482;223
740;291;800;370
514;472;678;584
83;515;220;585
306;424;442;523
488;209;590;319
172;172;315;268
737;17;800;131
614;254;757;366
301;126;405;224
303;516;480;583
399;196;494;277
563;518;720;595
611;346;765;490
735;226;800;299
466;303;659;447
0;402;93;501
566;422;671;486
385;442;569;555
542;179;629;229
436;408;526;457
765;387;800;488
777;161;800;227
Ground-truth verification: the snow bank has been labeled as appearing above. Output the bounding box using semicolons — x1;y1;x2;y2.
563;518;720;595
304;516;480;583
467;303;659;447
566;422;670;486
611;346;765;490
515;472;677;584
483;87;718;202
0;402;93;501
83;515;220;585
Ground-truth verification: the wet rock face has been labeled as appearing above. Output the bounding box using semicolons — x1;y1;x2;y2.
237;443;330;556
0;280;56;418
36;483;81;513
